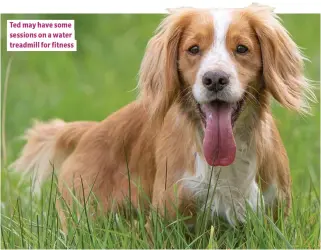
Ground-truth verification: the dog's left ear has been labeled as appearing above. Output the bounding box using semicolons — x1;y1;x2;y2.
248;4;315;113
138;8;197;125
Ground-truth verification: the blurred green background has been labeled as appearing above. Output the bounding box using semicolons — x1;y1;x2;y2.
1;14;320;198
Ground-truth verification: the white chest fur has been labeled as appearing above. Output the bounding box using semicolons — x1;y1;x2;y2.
183;134;261;225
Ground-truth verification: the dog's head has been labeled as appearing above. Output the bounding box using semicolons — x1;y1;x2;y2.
138;4;313;167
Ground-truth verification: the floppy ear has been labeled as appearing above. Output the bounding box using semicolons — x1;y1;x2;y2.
138;8;196;125
247;4;315;113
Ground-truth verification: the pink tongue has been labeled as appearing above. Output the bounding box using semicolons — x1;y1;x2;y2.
202;102;236;167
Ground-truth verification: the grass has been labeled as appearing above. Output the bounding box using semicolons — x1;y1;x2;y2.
1;171;319;249
1;13;320;248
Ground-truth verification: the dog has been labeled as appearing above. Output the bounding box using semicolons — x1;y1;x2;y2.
11;4;314;228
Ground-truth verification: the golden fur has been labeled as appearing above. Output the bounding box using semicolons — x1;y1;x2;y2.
11;4;313;228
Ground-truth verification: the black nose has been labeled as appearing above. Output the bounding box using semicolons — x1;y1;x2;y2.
202;70;230;92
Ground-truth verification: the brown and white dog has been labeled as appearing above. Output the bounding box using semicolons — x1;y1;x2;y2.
11;4;313;227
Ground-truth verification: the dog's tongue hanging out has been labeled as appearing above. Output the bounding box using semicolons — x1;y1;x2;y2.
202;102;236;167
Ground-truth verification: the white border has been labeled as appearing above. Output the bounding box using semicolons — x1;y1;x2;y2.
0;0;320;13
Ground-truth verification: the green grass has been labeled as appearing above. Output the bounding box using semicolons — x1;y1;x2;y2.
1;13;320;249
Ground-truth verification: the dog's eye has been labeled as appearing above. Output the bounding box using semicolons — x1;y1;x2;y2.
188;45;200;55
236;45;248;54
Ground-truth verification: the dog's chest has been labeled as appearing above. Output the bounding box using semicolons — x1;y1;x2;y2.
183;135;260;225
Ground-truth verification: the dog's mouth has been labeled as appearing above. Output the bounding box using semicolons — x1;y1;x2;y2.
197;98;245;167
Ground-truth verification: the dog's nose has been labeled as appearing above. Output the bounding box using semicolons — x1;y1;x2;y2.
202;71;230;92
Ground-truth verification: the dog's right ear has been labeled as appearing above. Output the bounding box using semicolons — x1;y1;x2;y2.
247;3;316;114
138;8;197;126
